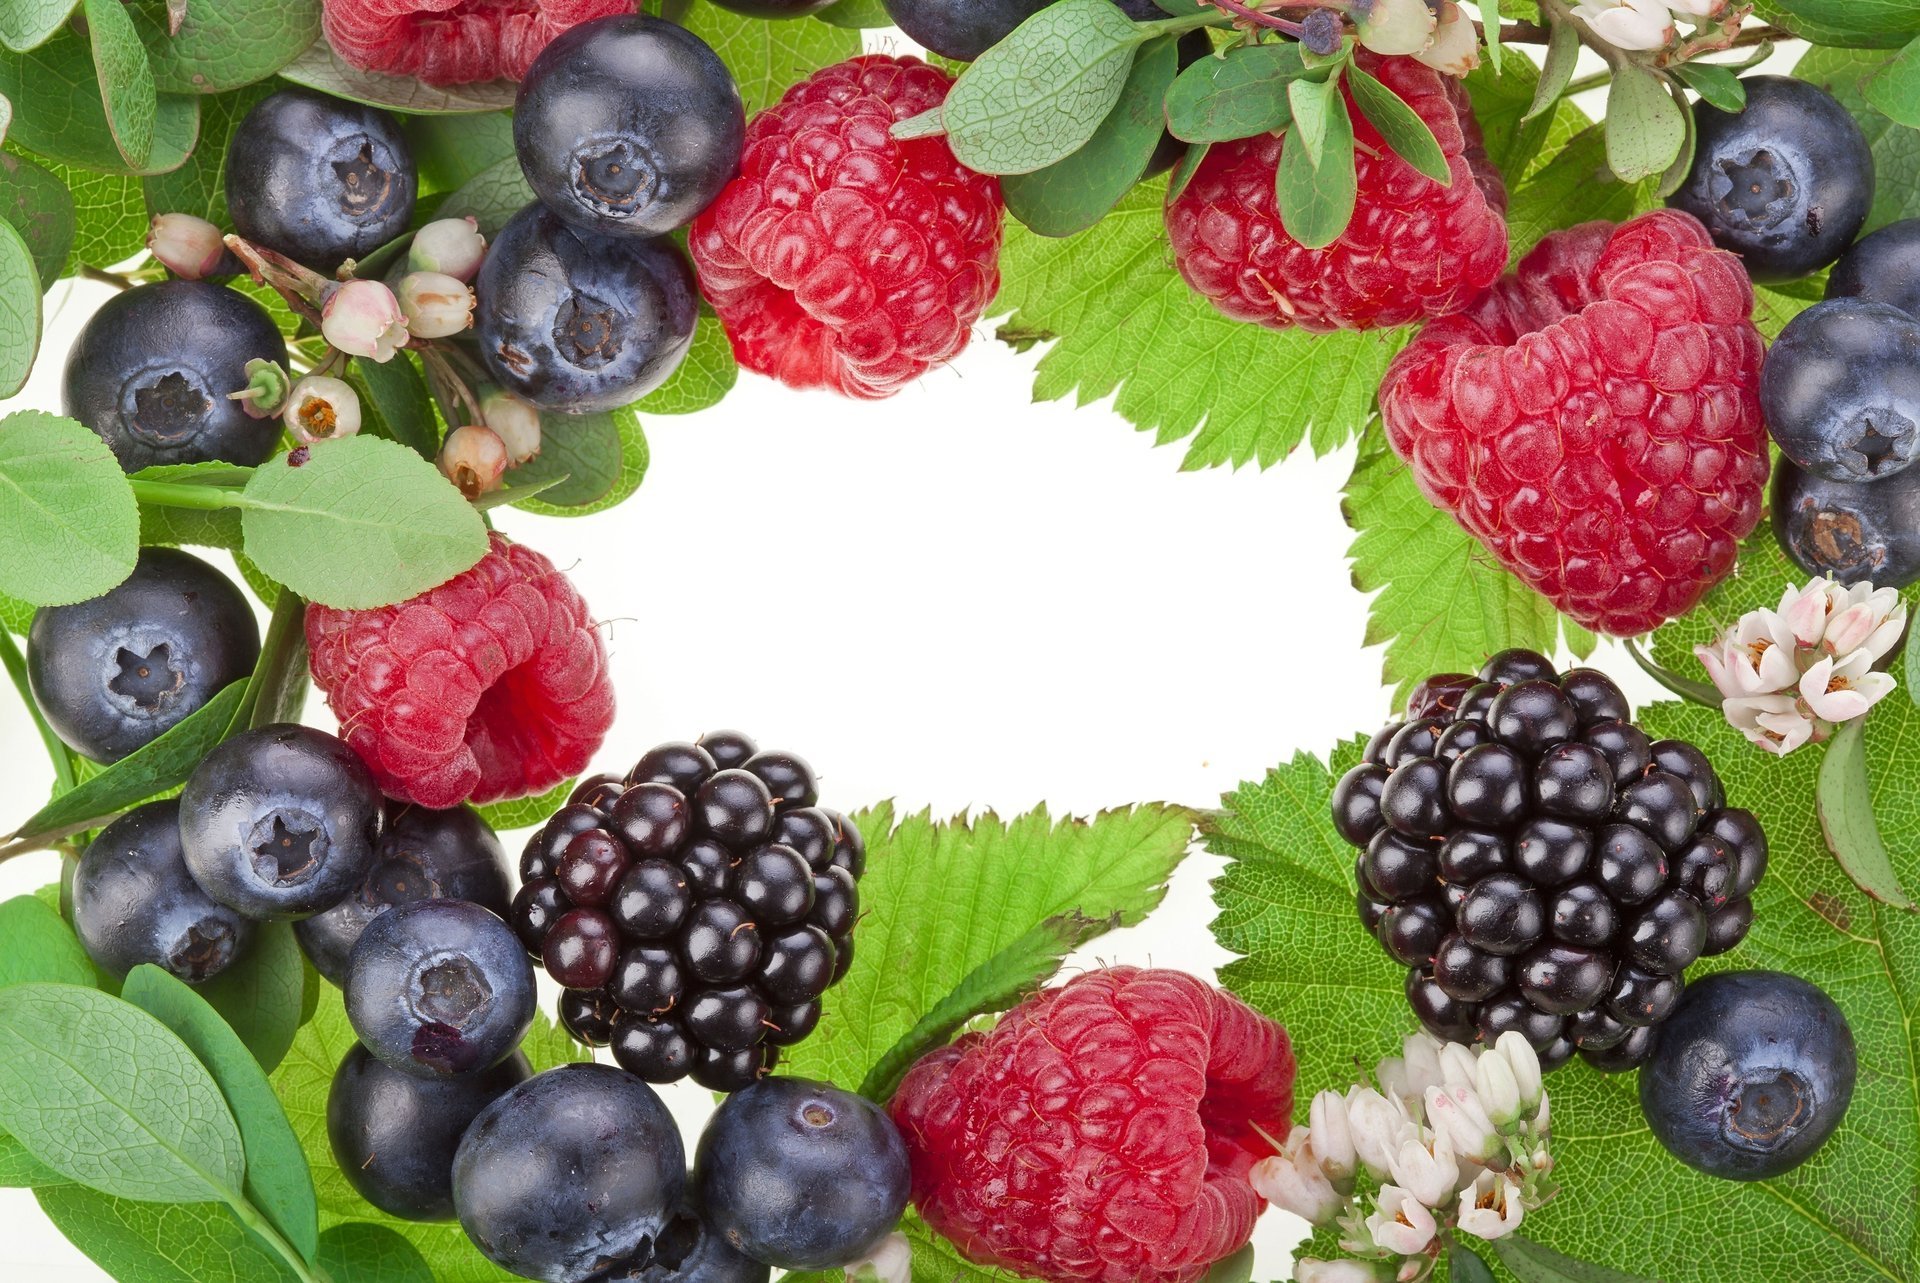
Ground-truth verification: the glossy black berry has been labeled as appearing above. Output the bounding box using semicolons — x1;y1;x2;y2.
1357;889;1391;935
1566;1004;1630;1052
559;988;621;1047
1513;818;1593;888
1488;680;1579;756
1457;875;1544;956
1380;897;1449;967
1531;743;1614;822
743;751;819;811
1581;1023;1655;1072
1595;823;1668;905
1537;1036;1577;1072
1433;933;1511;1002
1624;890;1707;975
1476;992;1564;1052
1406;672;1477;720
1479;649;1558;685
612;859;693;940
1704;808;1769;898
1445;744;1528;828
879;0;1047;60
544;907;621;989
1363;723;1401;766
510;878;567;956
1558;668;1630;726
73;800;254;984
686;985;769;1051
682;900;762;984
698;729;758;770
758;927;837;1004
1433;719;1494;760
735;844;815;926
770;807;837;870
1456;681;1503;722
809;865;859;938
1774;451;1920;588
767;998;823;1046
1364;831;1439;902
557;829;630;907
609;783;692;858
1671;834;1736;910
570;773;626;811
28;548;259;763
1547;881;1616;948
613;1014;695;1082
681;838;737;898
1379;758;1450;837
690;1043;777;1093
1582;719;1654;783
1437;828;1509;885
1332;763;1390;846
1407;970;1478;1042
1615;771;1699;852
522;803;609;880
1649;739;1725;811
1607;965;1684;1027
1517;944;1613;1014
612;944;687;1016
695;768;777;850
627;741;718;793
825;808;866;877
1384;718;1446;767
1703;897;1755;955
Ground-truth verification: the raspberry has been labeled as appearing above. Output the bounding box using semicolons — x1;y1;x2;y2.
321;0;630;86
889;967;1294;1283
1164;53;1508;333
688;56;1004;400
305;533;614;809
1379;209;1770;636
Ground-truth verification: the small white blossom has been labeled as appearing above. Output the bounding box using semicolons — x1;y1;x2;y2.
1473;1043;1521;1127
147;213;230;280
1425;1085;1500;1166
1351;0;1435;54
1346;1087;1416;1181
1404;1033;1447;1098
1800;650;1898;722
1456;1170;1525;1240
1387;1128;1459;1208
480;386;542;465
283;375;361;443
1494;1032;1543;1119
1310;1089;1358;1189
1295;1260;1380;1283
1365;1185;1437;1255
1414;1;1479;76
397;270;476;338
844;1231;911;1283
321;279;409;361
1436;1041;1479;1096
1697;610;1801;699
1251;1135;1345;1225
409;216;487;281
438;424;508;499
1572;0;1673;49
1664;0;1722;15
1725;693;1819;756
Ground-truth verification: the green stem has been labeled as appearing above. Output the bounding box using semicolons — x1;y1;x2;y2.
1133;8;1236;37
244;589;311;731
1624;638;1724;710
222;1192;328;1283
0;628;76;794
130;479;254;511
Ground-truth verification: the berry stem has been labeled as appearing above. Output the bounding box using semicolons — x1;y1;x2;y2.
222;234;329;327
420;344;488;427
220;1190;330;1283
0;627;77;795
1623;638;1725;710
129;478;255;512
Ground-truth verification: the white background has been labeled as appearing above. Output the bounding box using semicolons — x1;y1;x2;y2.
0;37;1688;1277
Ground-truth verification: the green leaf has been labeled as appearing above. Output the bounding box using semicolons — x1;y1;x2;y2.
1;148;75;284
127;0;321;95
1504;122;1649;261
1673;61;1747;114
316;1223;435;1283
143;81;276;228
1347;61;1449;185
678;0;862;115
196;922;308;1074
1451;1244;1498;1283
938;0;1144;175
280;39;517;113
0;983;246;1202
0;409;140;606
1002;36;1179;238
1605;63;1688;183
1750;0;1920;49
82;0;159;169
405;110;516;194
1162;41;1300;144
474;776;577;833
992;178;1402;469
1491;1236;1664;1283
237;435;488;609
121;966;318;1261
1480;0;1503;72
0;216;37;397
1200;1244;1255;1283
1800;45;1920;234
1817;717;1919;910
814;0;894;27
509;405;649;516
0;1128;63;1186
37;1188;299;1283
433;153;534;237
1166;138;1207;198
56;161;153;268
1343;427;1592;718
0;894;95;988
0;0;77;52
346;353;440;460
1525;17;1580;121
633;308;737;414
780;801;1193;1094
0;27;198;175
1277;75;1356;248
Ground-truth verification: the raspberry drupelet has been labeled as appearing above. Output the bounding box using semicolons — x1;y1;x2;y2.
890;967;1295;1283
321;0;631;85
305;533;615;809
1379;209;1770;637
689;55;1005;400
1165;52;1509;333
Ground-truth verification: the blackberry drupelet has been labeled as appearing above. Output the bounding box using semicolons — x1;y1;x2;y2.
515;733;864;1090
1333;649;1767;1073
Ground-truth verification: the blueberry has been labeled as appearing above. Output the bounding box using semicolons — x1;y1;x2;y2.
1331;763;1390;847
62;281;287;470
295;803;512;986
453;1064;685;1283
593;1180;770;1283
1774;451;1920;588
695;1077;910;1270
27;548;258;763
1667;75;1874;283
514;16;744;239
1826;217;1920;317
880;0;1051;60
475;200;699;414
71;799;254;983
328;1043;531;1222
1639;971;1855;1180
225;88;416;271
345;899;536;1079
1760;299;1920;482
179;723;384;920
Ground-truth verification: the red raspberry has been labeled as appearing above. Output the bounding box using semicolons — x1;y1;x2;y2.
305;533;614;809
688;56;1004;400
1380;208;1770;636
321;0;629;86
1165;53;1508;332
889;967;1294;1283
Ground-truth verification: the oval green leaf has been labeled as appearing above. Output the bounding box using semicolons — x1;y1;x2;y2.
1491;1235;1664;1282
0;218;38;398
0;983;246;1203
1524;17;1581;121
238;435;488;609
814;0;893;27
1163;42;1301;144
509;406;648;516
1277;77;1356;249
0;410;140;605
1865;32;1920;128
128;0;322;95
1816;717;1919;909
1672;61;1748;114
0;895;95;988
278;38;519;114
634;311;737;415
195;921;308;1074
316;1223;435;1283
1451;1245;1498;1283
0;0;77;52
83;0;158;169
346;353;439;460
1751;0;1920;49
37;1189;300;1283
2;149;76;284
1605;63;1687;182
1347;62;1449;185
0;28;198;175
143;81;277;229
434;154;536;237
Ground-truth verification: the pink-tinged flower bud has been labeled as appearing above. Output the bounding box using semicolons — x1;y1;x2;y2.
397;270;475;339
321;279;409;361
409;216;488;281
1414;1;1480;76
1250;1144;1345;1225
284;375;362;443
438;424;508;499
1351;0;1435;55
479;385;542;465
1572;0;1674;50
147;213;232;280
231;357;292;420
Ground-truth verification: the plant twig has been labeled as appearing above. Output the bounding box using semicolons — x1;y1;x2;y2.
1624;637;1724;709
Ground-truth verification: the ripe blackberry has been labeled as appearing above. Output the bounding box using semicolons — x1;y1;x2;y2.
518;733;864;1090
1330;650;1766;1073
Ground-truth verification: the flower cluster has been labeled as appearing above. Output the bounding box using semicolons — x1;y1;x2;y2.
1697;579;1906;755
1254;1032;1555;1283
1571;0;1722;51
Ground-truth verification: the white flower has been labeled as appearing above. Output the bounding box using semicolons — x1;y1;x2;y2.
1572;0;1673;50
1456;1170;1525;1240
409;216;487;281
1696;609;1801;698
1425;1085;1500;1166
1310;1089;1358;1189
1251;1138;1345;1225
283;375;361;443
147;213;230;280
397;270;476;338
1414;1;1479;76
1800;650;1898;722
1402;1033;1447;1099
844;1231;911;1283
1436;1041;1479;1096
1473;1043;1521;1128
1346;1087;1417;1181
1295;1261;1380;1283
438;424;508;499
1724;693;1819;756
1494;1032;1542;1119
1365;1185;1437;1255
480;386;542;465
1782;579;1908;661
1351;0;1435;54
1387;1128;1459;1208
321;279;409;361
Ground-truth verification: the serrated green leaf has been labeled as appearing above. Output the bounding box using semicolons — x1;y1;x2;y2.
938;0;1143;175
0;216;36;397
509;405;648;516
195;922;308;1075
1604;63;1688;183
143;81;277;228
316;1223;434;1283
679;0;862;115
1817;717;1919;909
346;352;439;460
815;0;893;27
0;27;197;175
1504;121;1649;260
473;777;577;833
127;0;321;95
633;308;737;414
238;435;488;609
1162;41;1300;144
0;409;140;606
0;894;95;988
121;966;318;1260
1;148;75;284
1800;45;1920;234
1750;0;1920;48
1347;61;1449;185
1002;36;1178;237
780;801;1193;1093
1491;1237;1663;1283
83;0;159;169
1673;61;1747;114
1277;76;1355;248
278;39;516;114
0;0;77;52
0;983;246;1203
992;178;1403;469
433;155;534;237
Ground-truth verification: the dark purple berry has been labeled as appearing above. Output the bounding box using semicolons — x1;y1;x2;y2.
1380;897;1449;967
1513;817;1593;888
544;908;619;989
1406;970;1477;1041
1567;1004;1630;1051
1381;758;1451;837
1702;897;1754;955
626;740;717;794
770;807;836;869
1517;943;1613;1014
1384;719;1446;767
511;878;568;957
1531;743;1614;822
1608;965;1684;1027
608;783;691;858
1615;770;1699;852
1558;668;1630;726
809;865;858;938
695;769;776;850
1596;823;1668;905
1671;834;1736;910
612;1014;695;1082
1433;933;1510;1002
1437;828;1510;885
557;830;628;907
735;844;815;926
742;751;818;810
611;944;686;1016
1332;763;1391;847
681;900;761;984
686;985;769;1051
1489;681;1579;756
680;838;736;898
1476;991;1564;1051
1581;719;1654;783
1479;649;1558;685
1624;890;1707;975
1434;719;1494;760
1457;875;1544;956
1581;1023;1656;1072
1364;830;1439;902
611;859;692;940
1445;745;1528;828
559;988;621;1047
698;730;758;770
1649;739;1725;811
1703;808;1768;897
1547;881;1616;948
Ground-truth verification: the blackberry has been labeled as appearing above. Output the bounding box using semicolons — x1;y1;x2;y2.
523;734;862;1089
1331;650;1767;1072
